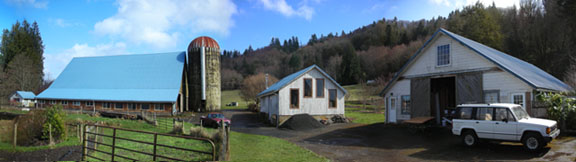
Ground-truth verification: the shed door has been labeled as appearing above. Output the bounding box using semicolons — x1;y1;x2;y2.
411;77;430;117
456;72;483;105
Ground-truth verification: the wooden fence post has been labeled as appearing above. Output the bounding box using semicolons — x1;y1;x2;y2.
226;125;231;160
82;125;87;161
152;133;158;161
111;128;117;161
49;124;54;147
13;121;17;148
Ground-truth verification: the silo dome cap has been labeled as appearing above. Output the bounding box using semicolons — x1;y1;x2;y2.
189;36;220;49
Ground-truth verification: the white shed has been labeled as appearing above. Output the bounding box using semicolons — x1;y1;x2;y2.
258;65;347;126
380;28;571;124
10;91;36;107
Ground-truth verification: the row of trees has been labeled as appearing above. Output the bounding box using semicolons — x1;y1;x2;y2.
0;20;46;105
223;0;576;98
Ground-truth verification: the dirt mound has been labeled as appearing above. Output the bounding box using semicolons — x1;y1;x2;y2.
280;114;324;131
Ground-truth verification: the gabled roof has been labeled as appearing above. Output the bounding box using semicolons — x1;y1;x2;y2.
257;65;347;97
380;28;571;96
36;52;185;102
15;91;36;99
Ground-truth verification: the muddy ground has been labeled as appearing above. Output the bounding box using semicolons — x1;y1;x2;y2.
0;146;82;161
224;110;576;162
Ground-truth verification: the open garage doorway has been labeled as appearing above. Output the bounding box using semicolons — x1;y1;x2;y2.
430;77;455;124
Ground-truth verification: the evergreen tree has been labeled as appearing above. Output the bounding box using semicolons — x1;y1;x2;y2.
338;42;362;85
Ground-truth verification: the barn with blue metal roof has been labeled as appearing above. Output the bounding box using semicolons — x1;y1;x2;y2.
381;28;572;123
36;52;186;113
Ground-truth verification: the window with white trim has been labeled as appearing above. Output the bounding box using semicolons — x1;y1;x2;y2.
103;103;110;109
50;100;56;104
155;104;164;110
62;101;68;105
401;95;411;114
437;44;450;66
512;93;525;109
128;103;136;110
86;101;94;106
484;90;500;103
73;101;81;106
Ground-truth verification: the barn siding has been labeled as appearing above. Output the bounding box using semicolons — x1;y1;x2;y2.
483;71;532;104
403;34;497;77
278;69;345;116
384;79;411;121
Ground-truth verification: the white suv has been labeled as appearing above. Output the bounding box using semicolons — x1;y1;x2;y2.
452;103;560;151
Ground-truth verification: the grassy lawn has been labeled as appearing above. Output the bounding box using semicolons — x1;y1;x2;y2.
1;112;327;161
342;84;380;101
221;90;250;110
345;110;385;125
230;131;327;162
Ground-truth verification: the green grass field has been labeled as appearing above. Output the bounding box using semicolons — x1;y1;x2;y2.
221;90;250;110
0;112;327;161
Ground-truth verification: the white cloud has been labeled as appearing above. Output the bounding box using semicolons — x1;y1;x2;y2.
94;0;237;49
429;0;519;8
257;0;315;20
5;0;48;8
49;18;80;28
44;42;127;79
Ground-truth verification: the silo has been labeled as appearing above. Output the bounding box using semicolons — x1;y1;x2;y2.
187;36;221;112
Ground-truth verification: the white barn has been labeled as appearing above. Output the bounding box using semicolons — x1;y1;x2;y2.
10;91;36;107
258;65;347;126
381;28;571;123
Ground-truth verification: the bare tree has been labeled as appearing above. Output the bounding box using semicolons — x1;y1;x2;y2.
6;54;41;92
221;68;243;90
240;73;279;104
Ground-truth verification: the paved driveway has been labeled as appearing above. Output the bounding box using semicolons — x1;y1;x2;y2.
224;110;576;162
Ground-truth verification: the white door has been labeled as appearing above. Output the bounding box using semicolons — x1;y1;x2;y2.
493;108;518;140
388;97;397;123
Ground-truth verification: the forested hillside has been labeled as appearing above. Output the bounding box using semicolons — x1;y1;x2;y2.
221;0;576;90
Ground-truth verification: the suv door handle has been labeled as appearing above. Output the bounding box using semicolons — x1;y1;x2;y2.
475;121;479;124
495;122;499;124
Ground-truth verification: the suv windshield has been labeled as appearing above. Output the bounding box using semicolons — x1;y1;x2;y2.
209;114;224;118
512;106;529;120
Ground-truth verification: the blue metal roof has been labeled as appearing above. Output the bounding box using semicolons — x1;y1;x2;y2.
16;91;36;99
36;52;185;102
380;28;571;96
257;65;347;97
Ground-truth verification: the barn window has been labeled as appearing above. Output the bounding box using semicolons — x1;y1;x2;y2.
329;89;337;108
39;100;45;104
401;95;411;114
141;104;150;110
437;44;450;66
128;103;136;110
316;78;324;98
86;101;94;106
290;89;299;109
304;78;313;97
61;101;68;105
512;93;525;109
50;100;56;105
73;101;80;106
115;103;124;109
484;90;500;103
103;103;110;109
155;104;164;110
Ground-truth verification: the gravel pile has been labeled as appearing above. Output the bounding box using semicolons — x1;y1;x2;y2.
280;114;324;131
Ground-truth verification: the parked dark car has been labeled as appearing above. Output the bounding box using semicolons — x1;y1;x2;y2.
200;113;231;128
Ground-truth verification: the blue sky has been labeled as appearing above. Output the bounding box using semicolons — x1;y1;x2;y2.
0;0;519;79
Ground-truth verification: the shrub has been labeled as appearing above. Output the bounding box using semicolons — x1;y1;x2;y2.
537;92;576;130
15;110;46;146
247;103;258;112
42;104;67;141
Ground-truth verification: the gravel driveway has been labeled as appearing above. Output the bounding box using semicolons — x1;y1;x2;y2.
224;110;576;162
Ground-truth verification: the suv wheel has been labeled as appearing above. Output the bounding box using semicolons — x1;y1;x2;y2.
522;133;544;151
462;130;478;146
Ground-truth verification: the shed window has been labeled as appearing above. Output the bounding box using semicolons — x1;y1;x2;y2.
512;93;525;108
141;104;150;110
155;104;164;110
329;89;337;108
304;79;313;97
437;44;450;66
73;101;81;106
128;103;136;110
316;78;324;98
103;103;110;109
484;90;500;103
290;89;299;109
115;103;124;109
401;95;410;114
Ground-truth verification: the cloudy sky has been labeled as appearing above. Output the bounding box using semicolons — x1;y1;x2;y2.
0;0;519;79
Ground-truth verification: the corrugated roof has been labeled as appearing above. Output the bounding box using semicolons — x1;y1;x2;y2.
257;65;347;97
36;52;185;102
380;28;571;96
16;91;36;99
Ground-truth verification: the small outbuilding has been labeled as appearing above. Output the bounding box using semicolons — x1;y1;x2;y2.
381;28;572;124
258;65;347;126
10;91;36;107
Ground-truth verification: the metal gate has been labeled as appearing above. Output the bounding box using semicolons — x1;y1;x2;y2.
82;124;216;161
